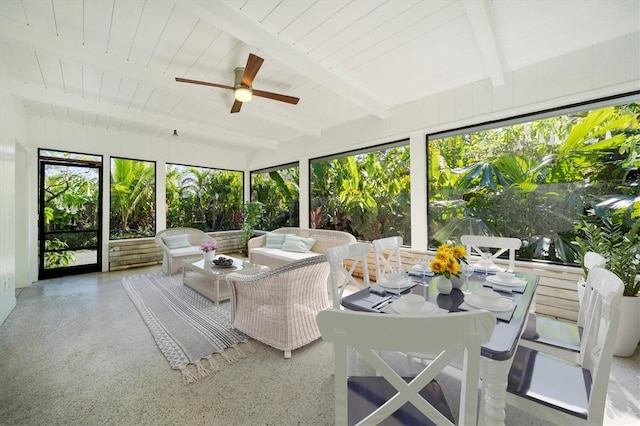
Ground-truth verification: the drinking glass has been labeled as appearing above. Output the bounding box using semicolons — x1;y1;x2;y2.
461;263;474;293
419;257;430;280
481;252;492;275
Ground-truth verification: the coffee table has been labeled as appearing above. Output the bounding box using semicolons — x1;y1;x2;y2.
182;255;261;305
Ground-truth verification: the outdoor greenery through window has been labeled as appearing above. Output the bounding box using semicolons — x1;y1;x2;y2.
310;142;411;244
110;157;156;239
250;164;300;230
166;164;243;231
40;150;101;269
427;99;639;266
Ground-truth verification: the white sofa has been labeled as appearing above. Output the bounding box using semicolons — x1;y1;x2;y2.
155;227;217;275
248;227;357;268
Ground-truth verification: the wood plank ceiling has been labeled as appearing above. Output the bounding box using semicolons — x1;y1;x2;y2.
0;0;638;152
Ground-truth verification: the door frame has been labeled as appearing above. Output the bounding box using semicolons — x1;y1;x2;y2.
38;154;103;279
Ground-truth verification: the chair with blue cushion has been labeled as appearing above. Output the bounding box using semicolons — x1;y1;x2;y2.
520;251;606;362
317;308;495;425
505;266;623;424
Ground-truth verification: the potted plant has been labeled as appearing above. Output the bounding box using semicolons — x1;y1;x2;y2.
574;217;640;357
239;201;264;256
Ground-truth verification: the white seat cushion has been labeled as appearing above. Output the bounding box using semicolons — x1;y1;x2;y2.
250;247;319;262
169;246;201;256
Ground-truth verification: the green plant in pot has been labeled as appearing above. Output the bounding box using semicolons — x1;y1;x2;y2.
574;217;640;356
240;201;264;256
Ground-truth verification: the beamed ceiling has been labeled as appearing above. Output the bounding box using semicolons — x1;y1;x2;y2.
1;0;638;153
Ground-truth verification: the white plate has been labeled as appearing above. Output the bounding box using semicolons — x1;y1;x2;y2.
473;263;503;273
486;275;525;287
391;298;439;314
411;264;432;273
377;277;413;290
465;293;514;312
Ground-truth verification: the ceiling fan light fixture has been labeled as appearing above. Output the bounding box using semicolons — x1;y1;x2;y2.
234;86;252;102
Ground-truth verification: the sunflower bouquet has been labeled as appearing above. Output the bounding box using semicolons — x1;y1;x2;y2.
429;243;468;279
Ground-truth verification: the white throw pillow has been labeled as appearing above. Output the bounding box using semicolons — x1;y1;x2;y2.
265;232;287;249
281;234;316;253
163;234;191;249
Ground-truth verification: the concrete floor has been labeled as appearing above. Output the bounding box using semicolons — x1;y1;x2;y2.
0;265;638;425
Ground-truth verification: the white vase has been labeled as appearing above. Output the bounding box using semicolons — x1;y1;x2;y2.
204;250;216;263
436;276;453;295
451;275;464;289
614;295;640;357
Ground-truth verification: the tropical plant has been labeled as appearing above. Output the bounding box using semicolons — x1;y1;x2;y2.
240;201;264;255
574;218;640;297
428;102;639;267
251;167;299;230
44;238;75;268
310;144;411;243
110;158;155;238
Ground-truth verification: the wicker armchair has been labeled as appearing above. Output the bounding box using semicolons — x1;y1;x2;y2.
155;227;217;275
226;255;331;358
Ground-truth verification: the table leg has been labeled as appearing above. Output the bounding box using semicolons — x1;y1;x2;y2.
479;357;512;426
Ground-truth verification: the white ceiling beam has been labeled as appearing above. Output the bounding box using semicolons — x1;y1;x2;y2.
179;0;389;119
463;0;505;87
9;80;279;150
0;15;321;138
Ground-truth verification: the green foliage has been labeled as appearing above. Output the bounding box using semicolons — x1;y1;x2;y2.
240;201;264;254
428;102;639;266
110;158;156;238
311;145;411;243
165;166;243;231
251;167;299;230
44;238;75;268
574;218;640;296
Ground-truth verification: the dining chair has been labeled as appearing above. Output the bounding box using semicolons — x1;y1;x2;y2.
372;236;403;282
520;251;606;361
316;308;495;425
505;266;623;424
326;242;372;309
460;234;522;271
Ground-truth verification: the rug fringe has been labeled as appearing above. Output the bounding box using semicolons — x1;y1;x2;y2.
217;349;238;364
243;339;256;353
232;343;247;359
194;359;210;379
180;366;198;385
205;354;220;372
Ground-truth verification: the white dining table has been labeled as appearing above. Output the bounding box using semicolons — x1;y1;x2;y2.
341;271;540;426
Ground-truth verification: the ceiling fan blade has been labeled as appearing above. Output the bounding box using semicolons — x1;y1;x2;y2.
241;53;264;87
175;77;234;90
252;89;300;105
230;99;243;113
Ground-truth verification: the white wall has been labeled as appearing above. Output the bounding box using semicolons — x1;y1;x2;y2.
0;71;27;325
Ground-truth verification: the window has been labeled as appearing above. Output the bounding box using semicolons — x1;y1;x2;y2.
310;141;411;243
110;157;156;239
427;98;639;265
166;164;243;231
250;163;300;230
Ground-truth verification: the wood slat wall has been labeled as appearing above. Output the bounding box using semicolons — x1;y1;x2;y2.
108;230;244;271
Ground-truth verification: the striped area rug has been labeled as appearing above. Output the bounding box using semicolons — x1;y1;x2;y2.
122;273;253;384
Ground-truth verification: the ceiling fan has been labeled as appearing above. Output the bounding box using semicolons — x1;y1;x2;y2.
175;53;300;113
